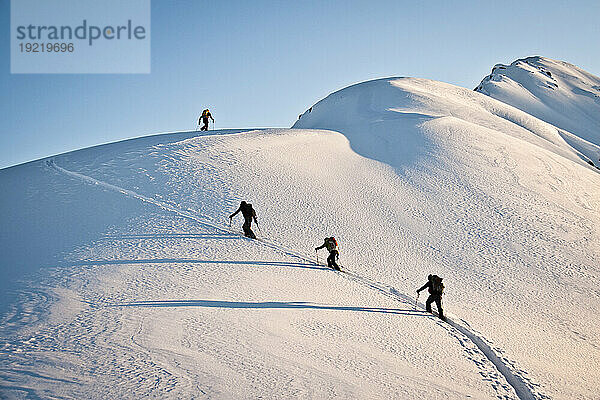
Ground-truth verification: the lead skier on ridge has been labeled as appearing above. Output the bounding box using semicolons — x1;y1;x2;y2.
199;109;214;131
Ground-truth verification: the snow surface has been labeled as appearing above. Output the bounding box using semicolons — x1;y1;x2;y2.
1;58;599;399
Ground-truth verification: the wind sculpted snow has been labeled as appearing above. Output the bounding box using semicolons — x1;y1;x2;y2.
295;76;600;170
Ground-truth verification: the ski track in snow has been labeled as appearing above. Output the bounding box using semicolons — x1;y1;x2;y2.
47;158;543;400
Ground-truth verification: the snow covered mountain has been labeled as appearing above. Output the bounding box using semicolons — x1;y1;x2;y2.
475;56;600;166
1;58;599;399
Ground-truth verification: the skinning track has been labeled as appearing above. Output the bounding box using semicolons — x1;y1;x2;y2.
47;158;542;400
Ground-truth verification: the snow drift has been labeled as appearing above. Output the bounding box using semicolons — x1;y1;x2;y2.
1;57;599;399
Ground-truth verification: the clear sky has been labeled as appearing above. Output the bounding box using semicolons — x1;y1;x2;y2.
1;0;599;169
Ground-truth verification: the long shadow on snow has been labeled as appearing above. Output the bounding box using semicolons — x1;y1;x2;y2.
115;299;427;316
101;234;237;240
68;259;326;271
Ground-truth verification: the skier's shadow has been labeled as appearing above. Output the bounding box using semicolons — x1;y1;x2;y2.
114;299;427;316
101;233;238;240
67;259;326;271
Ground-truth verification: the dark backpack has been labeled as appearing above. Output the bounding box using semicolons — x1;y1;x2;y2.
431;275;444;294
241;203;255;219
325;237;337;252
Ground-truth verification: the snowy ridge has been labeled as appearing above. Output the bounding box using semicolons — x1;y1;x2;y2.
49;156;540;400
475;56;600;165
47;158;332;270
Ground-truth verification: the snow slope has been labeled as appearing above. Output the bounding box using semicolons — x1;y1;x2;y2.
1;129;516;399
475;56;600;165
1;58;599;399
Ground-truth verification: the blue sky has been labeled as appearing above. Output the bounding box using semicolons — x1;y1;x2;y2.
1;0;599;169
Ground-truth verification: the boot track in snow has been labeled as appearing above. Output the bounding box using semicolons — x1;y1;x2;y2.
47;158;544;400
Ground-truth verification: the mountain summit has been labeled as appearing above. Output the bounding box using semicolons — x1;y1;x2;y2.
475;56;600;164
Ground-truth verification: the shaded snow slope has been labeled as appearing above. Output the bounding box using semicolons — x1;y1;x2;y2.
0;130;247;315
475;56;600;165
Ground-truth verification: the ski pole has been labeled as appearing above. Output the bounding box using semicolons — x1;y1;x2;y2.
316;250;319;265
415;292;419;310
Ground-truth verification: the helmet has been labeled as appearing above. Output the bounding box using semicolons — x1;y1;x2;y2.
241;201;247;206
428;274;433;280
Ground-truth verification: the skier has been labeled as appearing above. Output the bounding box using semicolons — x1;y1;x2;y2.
417;274;446;321
315;237;340;271
199;109;214;131
229;201;258;239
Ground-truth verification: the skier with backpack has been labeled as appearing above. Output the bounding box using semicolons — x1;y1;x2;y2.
417;274;446;321
199;109;214;131
229;201;258;239
315;237;340;271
